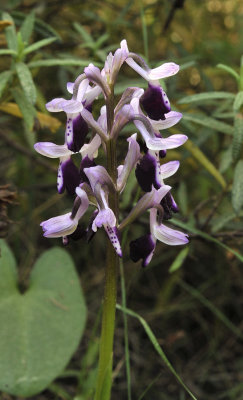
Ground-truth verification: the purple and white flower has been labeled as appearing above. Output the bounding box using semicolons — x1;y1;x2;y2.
41;187;89;238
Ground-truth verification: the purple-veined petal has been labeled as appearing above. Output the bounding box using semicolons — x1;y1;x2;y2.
84;165;114;192
65;113;89;152
92;208;116;231
103;52;113;78
146;134;188;151
46;97;66;112
150;111;183;130
41;187;89;239
61;99;83;113
160;160;180;179
148;62;179;81
105;225;122;257
84;63;110;97
152;185;173;204
74;78;89;103
115;87;144;114
80;134;101;159
140;84;171;121
111;104;134;139
67;82;74;93
129;233;156;267
58;157;80;195
79;155;96;184
160;192;179;220
84;84;102;105
41;212;77;238
154;222;189;245
81;108;108;142
120;40;179;82
74;187;90;219
150;208;188;245
125;57;150;80
34;142;72;158
117;133;140;192
135;152;160;192
119;185;171;230
97;106;107;132
109;48;127;83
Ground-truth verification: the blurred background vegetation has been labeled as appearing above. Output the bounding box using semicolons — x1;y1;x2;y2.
0;0;242;399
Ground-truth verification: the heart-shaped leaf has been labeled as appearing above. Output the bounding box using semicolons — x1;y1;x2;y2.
0;240;86;397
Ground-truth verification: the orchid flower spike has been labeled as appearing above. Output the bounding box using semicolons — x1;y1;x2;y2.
36;39;188;268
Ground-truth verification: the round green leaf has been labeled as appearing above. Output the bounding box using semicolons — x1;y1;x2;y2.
0;241;86;397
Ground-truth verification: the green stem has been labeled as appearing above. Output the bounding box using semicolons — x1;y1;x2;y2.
95;87;118;400
94;239;118;400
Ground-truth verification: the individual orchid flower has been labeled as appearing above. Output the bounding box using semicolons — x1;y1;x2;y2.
129;188;188;267
135;148;180;219
41;186;89;238
84;166;122;257
34;142;80;196
120;39;179;82
130;97;186;151
132;87;183;130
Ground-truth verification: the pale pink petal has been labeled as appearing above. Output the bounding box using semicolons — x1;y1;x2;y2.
154;223;189;245
160;161;180;179
34;142;71;158
46;98;66;112
148;62;179;80
117;133;140;192
150;111;183;130
61;99;83;113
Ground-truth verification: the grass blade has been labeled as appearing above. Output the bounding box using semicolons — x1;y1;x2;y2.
184;139;227;189
178;92;235;104
116;304;198;400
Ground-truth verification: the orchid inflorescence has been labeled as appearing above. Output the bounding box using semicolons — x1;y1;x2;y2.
35;39;189;267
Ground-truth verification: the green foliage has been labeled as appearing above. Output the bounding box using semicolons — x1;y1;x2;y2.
19;11;35;43
23;37;57;55
0;71;12;98
15;62;36;104
0;240;86;397
169;247;189;273
183;113;234;135
178;91;235;104
2;12;17;51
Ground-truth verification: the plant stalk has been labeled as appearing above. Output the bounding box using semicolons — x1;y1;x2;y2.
94;87;118;400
